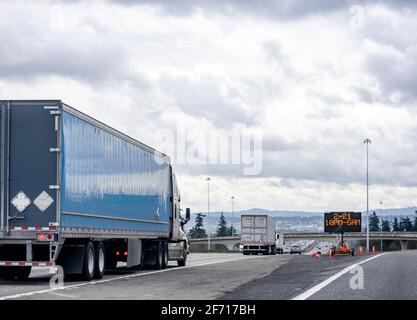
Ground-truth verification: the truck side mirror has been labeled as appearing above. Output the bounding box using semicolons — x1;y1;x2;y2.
181;208;191;228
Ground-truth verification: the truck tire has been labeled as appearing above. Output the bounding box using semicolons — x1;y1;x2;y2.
94;242;105;279
242;251;249;255
154;242;163;270
1;267;31;281
81;242;95;281
177;252;187;267
162;242;168;269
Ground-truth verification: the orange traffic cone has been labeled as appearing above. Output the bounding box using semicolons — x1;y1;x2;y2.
359;246;364;256
372;246;376;255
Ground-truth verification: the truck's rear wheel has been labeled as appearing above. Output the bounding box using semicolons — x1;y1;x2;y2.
154;242;163;270
177;252;187;267
94;242;105;279
162;242;168;269
82;242;95;281
1;267;31;281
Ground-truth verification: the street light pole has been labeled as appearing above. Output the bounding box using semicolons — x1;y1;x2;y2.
380;200;383;252
364;138;371;253
231;196;235;236
206;177;211;252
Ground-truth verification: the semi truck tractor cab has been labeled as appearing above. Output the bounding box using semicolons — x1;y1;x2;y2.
275;232;284;254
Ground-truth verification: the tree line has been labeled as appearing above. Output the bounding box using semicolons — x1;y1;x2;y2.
187;211;417;238
188;212;237;239
369;212;417;232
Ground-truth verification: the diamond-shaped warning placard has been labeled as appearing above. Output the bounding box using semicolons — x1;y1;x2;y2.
33;191;54;212
11;191;31;213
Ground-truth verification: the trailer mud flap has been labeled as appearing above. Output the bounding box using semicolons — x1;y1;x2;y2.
56;245;84;274
127;239;142;268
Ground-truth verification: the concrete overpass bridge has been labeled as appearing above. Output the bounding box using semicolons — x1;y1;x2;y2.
189;232;417;252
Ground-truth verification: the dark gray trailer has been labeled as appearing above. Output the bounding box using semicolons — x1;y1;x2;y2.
0;100;190;281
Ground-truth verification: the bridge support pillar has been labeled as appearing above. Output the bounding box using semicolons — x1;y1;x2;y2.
400;240;409;251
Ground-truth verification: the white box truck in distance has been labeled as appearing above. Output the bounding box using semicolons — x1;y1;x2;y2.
241;215;277;255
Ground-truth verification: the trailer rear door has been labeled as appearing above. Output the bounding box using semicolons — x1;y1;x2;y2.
1;101;59;231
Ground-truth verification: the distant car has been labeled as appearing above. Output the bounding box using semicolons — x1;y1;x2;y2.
291;245;302;255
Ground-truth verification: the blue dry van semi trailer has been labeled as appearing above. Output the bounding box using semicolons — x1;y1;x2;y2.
0;100;190;281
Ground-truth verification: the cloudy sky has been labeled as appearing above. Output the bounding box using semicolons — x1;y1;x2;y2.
1;0;417;213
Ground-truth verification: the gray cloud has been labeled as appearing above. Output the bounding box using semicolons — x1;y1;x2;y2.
1;0;417;200
364;43;417;104
107;0;346;17
0;33;150;88
353;87;374;104
0;4;149;88
105;0;417;19
262;135;300;152
158;73;265;127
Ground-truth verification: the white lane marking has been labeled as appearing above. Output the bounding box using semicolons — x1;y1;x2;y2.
292;253;389;300
0;255;271;300
49;291;78;299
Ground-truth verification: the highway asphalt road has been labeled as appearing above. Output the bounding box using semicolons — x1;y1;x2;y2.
0;251;415;300
307;250;417;300
222;251;417;300
0;253;291;300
